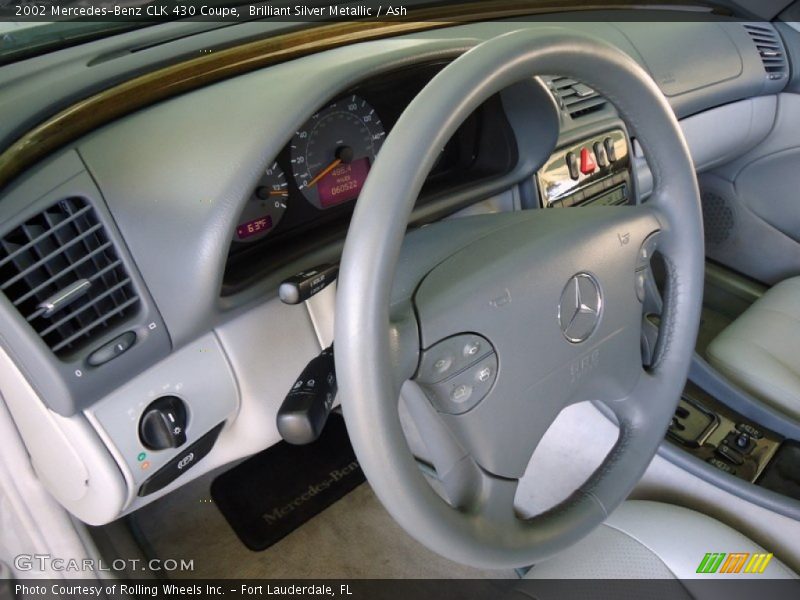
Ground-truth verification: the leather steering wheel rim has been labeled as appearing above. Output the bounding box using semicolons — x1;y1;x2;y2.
335;28;704;569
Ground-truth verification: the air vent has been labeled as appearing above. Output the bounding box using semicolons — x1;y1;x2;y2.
0;197;140;358
548;76;609;119
743;24;787;80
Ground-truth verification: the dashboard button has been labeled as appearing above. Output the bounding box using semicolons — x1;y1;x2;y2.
566;152;580;180
138;423;224;497
139;395;188;451
593;142;609;168
87;331;136;367
580;148;597;175
604;137;618;162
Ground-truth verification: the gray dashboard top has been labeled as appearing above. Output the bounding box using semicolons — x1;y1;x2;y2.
74;18;784;344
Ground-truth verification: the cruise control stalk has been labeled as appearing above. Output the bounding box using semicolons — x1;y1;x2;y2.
278;263;338;304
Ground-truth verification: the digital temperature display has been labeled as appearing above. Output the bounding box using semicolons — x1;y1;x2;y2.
236;215;274;240
317;157;371;208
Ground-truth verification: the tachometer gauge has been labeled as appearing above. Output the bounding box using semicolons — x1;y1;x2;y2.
234;162;288;243
290;95;385;209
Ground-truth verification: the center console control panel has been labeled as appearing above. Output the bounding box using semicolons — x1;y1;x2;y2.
667;385;781;484
537;129;632;208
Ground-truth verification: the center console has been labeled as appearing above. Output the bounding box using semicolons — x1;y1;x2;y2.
670;383;781;483
536;128;633;208
669;382;800;502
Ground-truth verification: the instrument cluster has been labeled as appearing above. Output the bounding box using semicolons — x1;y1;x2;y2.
224;61;518;293
234;94;386;244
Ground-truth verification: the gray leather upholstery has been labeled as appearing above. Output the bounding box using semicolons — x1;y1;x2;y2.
708;277;800;421
524;501;796;580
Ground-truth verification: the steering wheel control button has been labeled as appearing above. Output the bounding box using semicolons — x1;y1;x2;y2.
138;422;224;497
579;147;597;174
418;346;497;415
558;273;603;343
450;384;473;404
566;152;580;180
635;272;647;303
433;357;454;375
463;341;482;358
138;395;188;451
636;232;660;270
416;334;493;384
87;331;137;367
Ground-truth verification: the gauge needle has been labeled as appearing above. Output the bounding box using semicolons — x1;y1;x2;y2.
269;191;289;196
305;159;342;189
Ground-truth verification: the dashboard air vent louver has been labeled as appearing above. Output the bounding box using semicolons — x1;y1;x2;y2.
548;76;609;119
743;24;787;80
0;197;140;357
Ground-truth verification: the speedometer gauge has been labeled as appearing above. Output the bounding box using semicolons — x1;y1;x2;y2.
234;161;288;243
290;95;385;209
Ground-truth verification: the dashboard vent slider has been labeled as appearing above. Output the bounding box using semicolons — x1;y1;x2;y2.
0;197;140;357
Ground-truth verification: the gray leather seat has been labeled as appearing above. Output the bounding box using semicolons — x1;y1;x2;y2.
707;278;800;421
522;501;795;582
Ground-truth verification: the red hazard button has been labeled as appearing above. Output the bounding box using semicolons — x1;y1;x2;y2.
580;147;597;175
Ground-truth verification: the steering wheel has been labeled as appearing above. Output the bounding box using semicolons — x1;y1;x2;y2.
335;29;704;569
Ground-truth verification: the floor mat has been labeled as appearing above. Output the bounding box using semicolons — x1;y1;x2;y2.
211;413;365;551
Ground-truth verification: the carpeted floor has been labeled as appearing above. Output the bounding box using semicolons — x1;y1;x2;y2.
129;473;516;579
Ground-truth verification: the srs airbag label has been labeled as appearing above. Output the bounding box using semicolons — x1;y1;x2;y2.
570;349;600;385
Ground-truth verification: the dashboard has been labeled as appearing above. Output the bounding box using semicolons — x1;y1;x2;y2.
0;13;794;525
224;61;517;293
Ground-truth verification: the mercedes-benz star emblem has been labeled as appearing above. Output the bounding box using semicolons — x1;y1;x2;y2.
558;273;603;343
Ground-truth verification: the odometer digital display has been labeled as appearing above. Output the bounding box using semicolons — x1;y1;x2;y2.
317;157;371;208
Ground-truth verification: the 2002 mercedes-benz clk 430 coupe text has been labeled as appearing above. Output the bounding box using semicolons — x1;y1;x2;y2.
3;0;800;596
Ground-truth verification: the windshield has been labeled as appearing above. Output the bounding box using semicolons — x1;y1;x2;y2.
0;0;722;66
0;0;419;64
0;21;147;64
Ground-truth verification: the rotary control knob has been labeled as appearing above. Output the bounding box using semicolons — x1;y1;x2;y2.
138;396;188;451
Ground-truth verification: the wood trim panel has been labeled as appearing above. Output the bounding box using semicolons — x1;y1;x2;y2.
0;1;705;191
